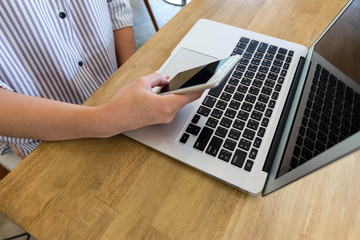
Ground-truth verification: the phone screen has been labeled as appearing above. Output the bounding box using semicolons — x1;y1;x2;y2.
158;58;229;94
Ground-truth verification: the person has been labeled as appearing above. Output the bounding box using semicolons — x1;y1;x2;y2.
0;0;200;159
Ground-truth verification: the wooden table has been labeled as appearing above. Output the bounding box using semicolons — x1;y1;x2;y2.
1;0;359;239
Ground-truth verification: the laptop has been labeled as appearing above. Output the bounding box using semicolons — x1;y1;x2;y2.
125;0;360;195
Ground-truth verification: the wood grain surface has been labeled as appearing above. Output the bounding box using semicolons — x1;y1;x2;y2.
1;0;359;239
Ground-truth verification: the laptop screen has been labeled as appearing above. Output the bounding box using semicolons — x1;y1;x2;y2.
276;0;360;178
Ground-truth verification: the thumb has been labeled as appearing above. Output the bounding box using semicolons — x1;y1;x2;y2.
142;72;168;88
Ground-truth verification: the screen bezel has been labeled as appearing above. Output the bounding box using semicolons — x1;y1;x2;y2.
262;0;358;196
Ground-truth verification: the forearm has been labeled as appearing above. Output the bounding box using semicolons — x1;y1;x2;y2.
0;73;201;143
113;26;136;67
0;89;108;141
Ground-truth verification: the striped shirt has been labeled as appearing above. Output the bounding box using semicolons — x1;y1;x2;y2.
0;0;133;156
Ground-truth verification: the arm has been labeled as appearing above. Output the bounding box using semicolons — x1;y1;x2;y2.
0;73;201;141
108;0;136;67
113;26;136;67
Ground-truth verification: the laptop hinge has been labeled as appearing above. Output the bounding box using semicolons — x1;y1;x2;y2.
262;57;306;173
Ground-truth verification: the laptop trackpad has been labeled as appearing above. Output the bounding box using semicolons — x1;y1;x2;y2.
160;48;218;78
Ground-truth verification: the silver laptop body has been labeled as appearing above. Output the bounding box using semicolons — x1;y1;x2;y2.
125;0;359;195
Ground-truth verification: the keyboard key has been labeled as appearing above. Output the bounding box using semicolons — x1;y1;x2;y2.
258;94;269;104
229;78;240;86
255;73;266;81
245;71;255;79
231;149;247;168
180;133;190;144
275;53;285;61
241;78;252;86
237;42;247;49
261;86;272;96
225;85;236;93
252;79;263;88
255;102;266;112
258;127;266;137
249;86;260;95
220;92;232;101
229;100;241;110
216;100;227;110
220;117;233;128
251;110;263;121
267;45;278;54
257;42;269;53
246;40;259;53
301;147;312;160
215;126;228;138
244;52;253;59
249;148;258;159
261;117;270;127
251;58;261;65
243;128;255;140
237;110;249;121
197;106;211;116
253;137;262;148
233;92;245;101
268;100;276;108
254;52;264;60
237;85;248;93
240;58;250;65
239;138;251;151
290;157;298;169
186;123;201;136
211;108;223;119
202;96;217;108
280;70;287;77
265;108;273;118
225;109;237;119
275;84;282;92
206;117;219;128
218;149;232;162
247;119;259;131
233;119;245;130
244;160;254;171
206;136;223;156
233;48;244;55
271;66;281;73
224;139;237;151
192;114;201;124
248;64;258;72
240;37;250;43
241;102;253;112
194;127;214;151
278;47;287;54
259;66;269;74
245;94;256;103
229;128;241;140
262;59;272;67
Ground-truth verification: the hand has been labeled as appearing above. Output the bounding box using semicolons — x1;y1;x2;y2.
98;73;202;137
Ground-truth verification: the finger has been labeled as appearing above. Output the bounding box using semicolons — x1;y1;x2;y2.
163;90;204;108
145;73;168;88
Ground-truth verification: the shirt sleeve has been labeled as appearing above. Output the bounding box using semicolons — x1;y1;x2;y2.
107;0;134;31
0;78;14;92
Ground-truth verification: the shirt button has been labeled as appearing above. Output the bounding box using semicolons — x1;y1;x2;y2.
78;60;84;67
59;12;66;19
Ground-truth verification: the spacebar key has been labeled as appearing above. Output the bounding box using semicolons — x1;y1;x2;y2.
194;127;214;151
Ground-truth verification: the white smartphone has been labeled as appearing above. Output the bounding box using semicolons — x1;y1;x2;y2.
158;55;241;95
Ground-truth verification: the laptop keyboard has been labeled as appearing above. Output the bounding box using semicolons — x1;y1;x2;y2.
179;37;294;172
289;64;360;171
